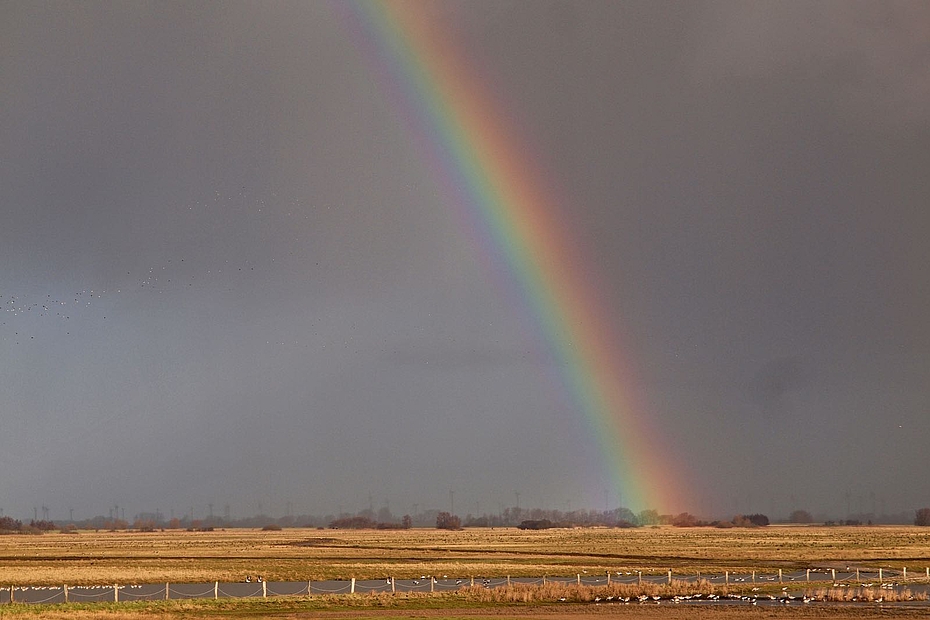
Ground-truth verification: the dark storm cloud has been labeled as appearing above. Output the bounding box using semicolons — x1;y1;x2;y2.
0;1;927;522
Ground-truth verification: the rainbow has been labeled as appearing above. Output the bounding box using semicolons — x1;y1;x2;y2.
336;1;687;513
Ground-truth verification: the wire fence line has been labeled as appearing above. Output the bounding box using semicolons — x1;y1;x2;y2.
2;568;930;606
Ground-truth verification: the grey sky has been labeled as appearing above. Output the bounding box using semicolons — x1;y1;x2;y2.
1;1;927;522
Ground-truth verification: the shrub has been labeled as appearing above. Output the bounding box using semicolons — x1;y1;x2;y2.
436;512;462;530
375;521;406;530
261;523;282;531
329;516;376;529
518;519;552;530
915;508;930;526
672;512;700;527
789;509;813;523
30;519;57;531
0;516;23;533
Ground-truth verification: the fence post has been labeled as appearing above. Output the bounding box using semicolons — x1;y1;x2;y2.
806;569;810;582
63;585;68;603
114;584;118;602
577;574;581;586
607;571;611;585
752;570;755;584
638;571;642;585
391;577;395;594
507;575;511;587
308;580;312;596
832;568;836;582
263;580;267;598
725;571;729;585
879;568;883;582
166;582;170;600
778;569;782;583
10;586;13;603
543;575;547;585
667;569;672;584
350;578;355;594
471;576;474;587
214;581;218;599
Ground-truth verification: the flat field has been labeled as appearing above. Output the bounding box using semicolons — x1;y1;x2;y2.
1;525;929;586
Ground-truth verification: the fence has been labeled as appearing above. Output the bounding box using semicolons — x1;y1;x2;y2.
2;567;929;605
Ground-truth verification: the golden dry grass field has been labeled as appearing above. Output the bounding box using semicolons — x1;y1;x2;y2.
2;526;930;619
0;525;929;586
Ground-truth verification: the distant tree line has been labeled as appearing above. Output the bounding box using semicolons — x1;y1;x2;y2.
667;513;769;528
328;515;414;530
6;504;930;533
0;517;57;534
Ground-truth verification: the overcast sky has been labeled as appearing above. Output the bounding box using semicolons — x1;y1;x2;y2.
1;1;928;523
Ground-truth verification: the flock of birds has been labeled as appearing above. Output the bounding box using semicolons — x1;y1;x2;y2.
570;582;914;606
580;591;815;605
8;584;147;591
0;256;267;346
1;188;312;348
